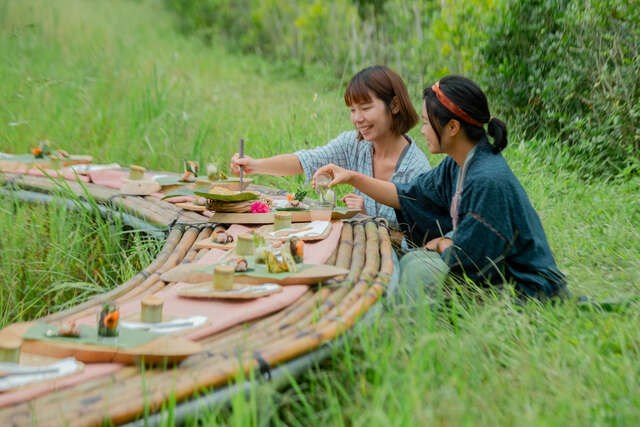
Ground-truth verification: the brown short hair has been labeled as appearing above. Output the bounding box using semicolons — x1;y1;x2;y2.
344;65;419;141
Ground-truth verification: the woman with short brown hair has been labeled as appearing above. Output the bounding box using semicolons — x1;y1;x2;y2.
230;65;431;226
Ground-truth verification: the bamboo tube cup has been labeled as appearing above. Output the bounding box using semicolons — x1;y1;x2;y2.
128;165;146;181
141;296;163;323
236;233;255;256
213;265;234;290
0;337;22;363
273;212;292;230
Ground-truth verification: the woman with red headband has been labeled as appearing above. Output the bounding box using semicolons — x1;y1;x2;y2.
313;75;568;303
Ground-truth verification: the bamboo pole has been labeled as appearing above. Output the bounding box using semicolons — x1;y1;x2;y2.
0;199;395;426
96;261;388;427
64;226;198;321
182;227;213;264
44;227;184;322
345;223;366;284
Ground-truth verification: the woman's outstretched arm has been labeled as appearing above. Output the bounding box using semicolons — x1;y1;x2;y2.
230;153;303;176
313;163;400;209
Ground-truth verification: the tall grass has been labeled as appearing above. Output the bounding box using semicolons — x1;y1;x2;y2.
0;188;160;327
1;0;639;425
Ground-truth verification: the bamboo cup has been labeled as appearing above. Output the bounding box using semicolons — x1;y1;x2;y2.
0;337;22;363
273;212;292;231
236;233;255;256
213;265;234;290
128;165;146;181
141;296;164;323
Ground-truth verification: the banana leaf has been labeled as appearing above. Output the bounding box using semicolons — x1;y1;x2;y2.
195;190;259;202
154;176;187;186
24;322;160;349
0;153;40;162
275;207;309;212
161;187;196;200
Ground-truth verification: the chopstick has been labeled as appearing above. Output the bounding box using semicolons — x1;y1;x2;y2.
0;367;60;378
239;138;244;189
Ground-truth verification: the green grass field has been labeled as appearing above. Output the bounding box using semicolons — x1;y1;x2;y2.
1;0;639;425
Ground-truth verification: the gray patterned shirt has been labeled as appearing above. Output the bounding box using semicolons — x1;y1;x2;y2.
295;130;431;226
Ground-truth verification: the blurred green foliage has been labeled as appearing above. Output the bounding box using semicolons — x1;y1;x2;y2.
163;0;496;91
484;0;640;179
164;0;639;180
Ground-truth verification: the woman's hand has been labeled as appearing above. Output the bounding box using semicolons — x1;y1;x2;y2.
230;153;259;176
425;237;453;254
312;163;354;189
341;193;366;213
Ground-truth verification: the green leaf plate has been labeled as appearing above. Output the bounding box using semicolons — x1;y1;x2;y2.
194;190;259;202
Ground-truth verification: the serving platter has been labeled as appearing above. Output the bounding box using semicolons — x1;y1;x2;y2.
0;322;202;365
177;283;283;299
208;207;361;224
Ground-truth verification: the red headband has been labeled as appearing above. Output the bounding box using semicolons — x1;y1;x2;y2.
431;81;484;127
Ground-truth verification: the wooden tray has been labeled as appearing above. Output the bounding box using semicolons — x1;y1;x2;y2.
209;208;360;224
160;261;349;286
193;239;235;250
235;264;349;286
155;177;252;191
0;322;202;365
0;155;93;174
177;283;282;299
257;221;332;241
175;202;208;212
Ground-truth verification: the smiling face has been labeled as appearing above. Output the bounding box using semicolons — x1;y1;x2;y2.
349;91;394;142
421;101;442;154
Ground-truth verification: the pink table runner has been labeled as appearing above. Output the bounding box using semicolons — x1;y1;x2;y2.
0;171;344;407
26;168;91;183
0;363;121;409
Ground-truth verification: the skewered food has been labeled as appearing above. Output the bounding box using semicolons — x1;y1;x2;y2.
58;320;80;337
213;230;234;244
234;257;249;272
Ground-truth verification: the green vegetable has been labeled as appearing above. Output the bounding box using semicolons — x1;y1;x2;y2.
294;188;307;202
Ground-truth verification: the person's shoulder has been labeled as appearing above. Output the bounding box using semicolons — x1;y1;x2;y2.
467;145;526;202
396;135;431;181
325;130;362;157
406;137;430;166
329;130;358;145
470;141;512;180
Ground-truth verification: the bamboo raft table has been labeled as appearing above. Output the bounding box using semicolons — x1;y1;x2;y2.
0;172;398;426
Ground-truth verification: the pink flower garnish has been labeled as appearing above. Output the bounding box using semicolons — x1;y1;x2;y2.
250;202;270;213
